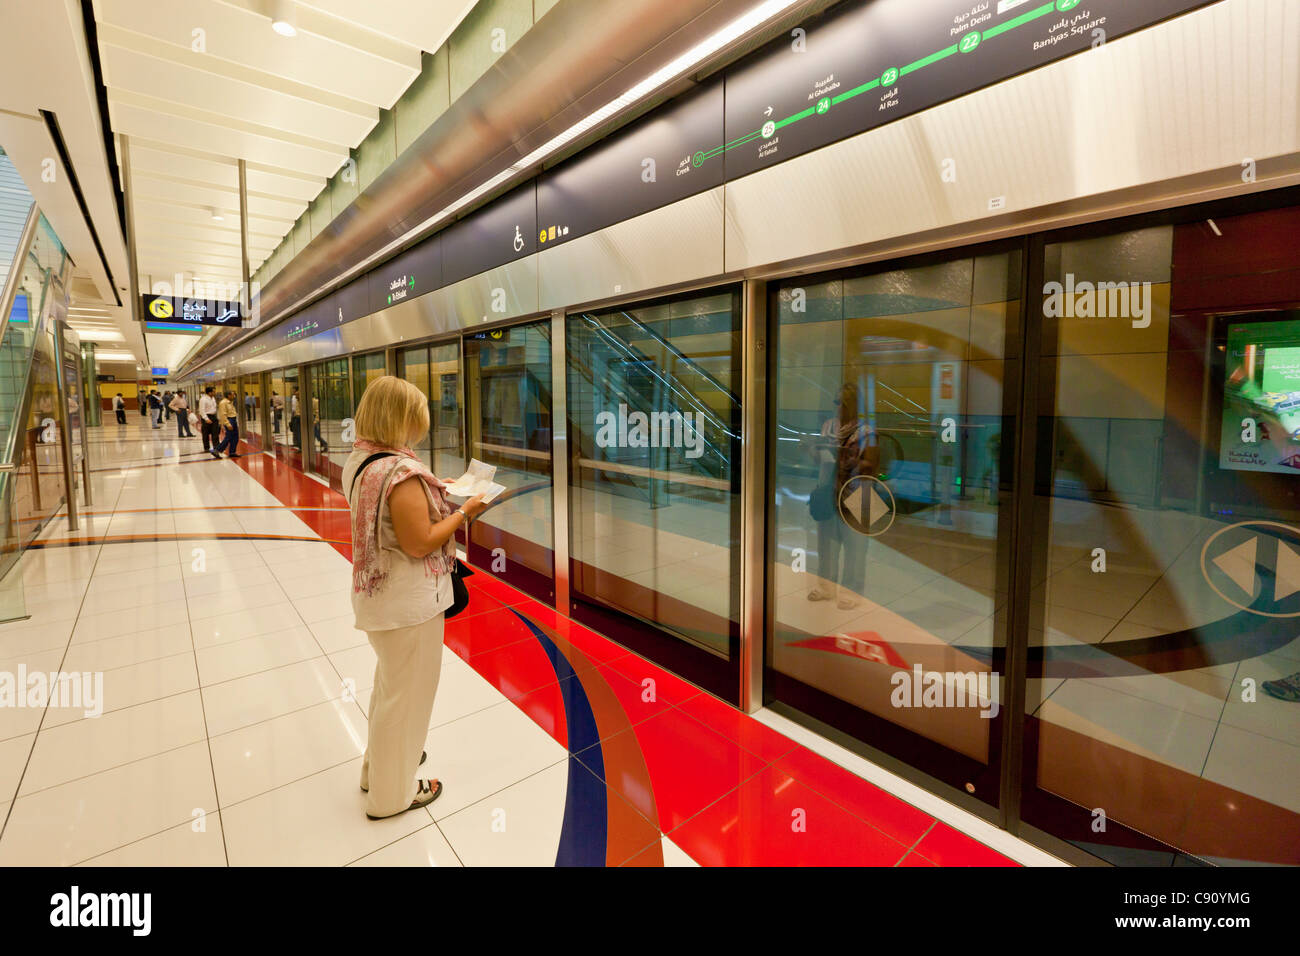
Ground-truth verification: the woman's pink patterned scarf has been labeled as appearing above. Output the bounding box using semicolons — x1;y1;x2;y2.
349;438;456;597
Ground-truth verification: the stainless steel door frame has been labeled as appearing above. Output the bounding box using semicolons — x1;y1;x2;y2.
550;309;570;616
739;279;767;712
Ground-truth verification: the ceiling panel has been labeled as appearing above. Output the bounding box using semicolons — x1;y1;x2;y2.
134;196;307;235
124;141;326;201
108;100;347;178
130;174;310;221
298;0;481;55
101;44;378;145
87;0;481;347
95;0;421;104
133;233;275;258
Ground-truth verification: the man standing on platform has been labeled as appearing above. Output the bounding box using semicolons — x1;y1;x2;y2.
199;386;219;453
170;391;194;438
211;390;240;460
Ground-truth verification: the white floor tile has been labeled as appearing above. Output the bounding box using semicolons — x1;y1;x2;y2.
437;759;571;866
187;582;289;622
195;626;323;685
188;602;305;648
201;657;347;736
308;615;368;654
219;758;431;866
71;601;190;643
61;624;194;673
0;734;34;803
347;823;462;867
0;741;217;866
209;697;366;806
19;691;208;794
423;701;569;821
41;652;199;729
77;813;228;866
293;589;354;624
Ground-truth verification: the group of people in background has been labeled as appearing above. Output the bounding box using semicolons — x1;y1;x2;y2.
108;385;237;457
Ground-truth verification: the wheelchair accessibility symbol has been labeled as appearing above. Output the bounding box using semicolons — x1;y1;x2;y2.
838;475;895;537
1200;520;1300;618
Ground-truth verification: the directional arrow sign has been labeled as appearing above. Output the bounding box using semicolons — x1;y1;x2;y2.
1200;521;1300;619
1275;539;1300;603
1212;536;1258;599
838;475;895;537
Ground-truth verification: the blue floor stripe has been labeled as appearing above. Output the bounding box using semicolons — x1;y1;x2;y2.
509;609;607;866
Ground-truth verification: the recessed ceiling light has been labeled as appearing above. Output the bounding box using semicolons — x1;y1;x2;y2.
271;0;297;36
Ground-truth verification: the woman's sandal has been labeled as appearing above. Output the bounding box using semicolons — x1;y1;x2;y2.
360;751;426;794
366;779;442;820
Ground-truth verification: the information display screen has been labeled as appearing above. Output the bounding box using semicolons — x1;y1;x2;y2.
1221;316;1300;475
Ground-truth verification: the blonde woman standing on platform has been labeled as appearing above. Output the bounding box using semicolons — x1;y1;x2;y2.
343;376;487;819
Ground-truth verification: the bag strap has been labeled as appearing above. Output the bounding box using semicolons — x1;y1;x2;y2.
348;452;396;499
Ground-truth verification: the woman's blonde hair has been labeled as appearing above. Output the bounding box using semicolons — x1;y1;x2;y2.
352;375;429;447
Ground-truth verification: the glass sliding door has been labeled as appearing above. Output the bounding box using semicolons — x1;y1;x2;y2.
397;341;464;478
429;343;465;481
277;366;302;468
767;246;1021;805
310;357;351;489
352;351;386;408
399;345;433;465
241;374;263;447
566;289;743;700
270;369;287;452
398;340;466;546
1021;206;1300;866
464;322;554;602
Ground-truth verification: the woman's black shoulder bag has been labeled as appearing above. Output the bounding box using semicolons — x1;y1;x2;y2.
349;453;474;619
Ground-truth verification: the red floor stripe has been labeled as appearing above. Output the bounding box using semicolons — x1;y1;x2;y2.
241;444;1022;867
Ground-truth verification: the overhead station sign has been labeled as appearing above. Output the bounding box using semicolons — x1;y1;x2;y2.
537;82;724;249
142;294;244;328
441;183;537;286
721;0;1219;179
368;235;442;314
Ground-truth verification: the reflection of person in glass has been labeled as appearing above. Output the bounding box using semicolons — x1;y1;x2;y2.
290;387;301;447
313;394;326;455
807;383;878;611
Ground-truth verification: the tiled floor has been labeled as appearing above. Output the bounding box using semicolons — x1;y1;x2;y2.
0;418;1026;866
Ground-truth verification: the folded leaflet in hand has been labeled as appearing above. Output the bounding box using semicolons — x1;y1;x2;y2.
442;459;506;503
